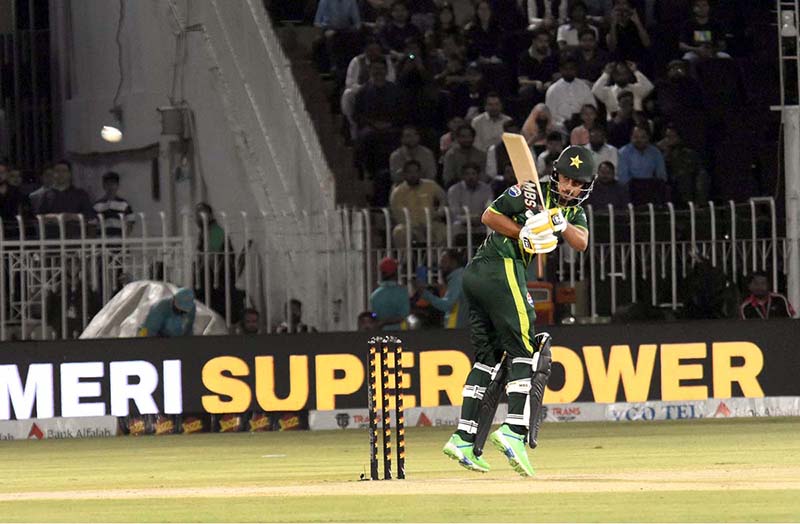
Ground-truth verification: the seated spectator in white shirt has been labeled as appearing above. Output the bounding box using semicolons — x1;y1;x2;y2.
389;125;437;184
556;1;599;49
592;61;653;118
583;125;618;173
447;162;493;236
470;92;512;152
536;131;565;183
93;171;133;238
545;55;596;128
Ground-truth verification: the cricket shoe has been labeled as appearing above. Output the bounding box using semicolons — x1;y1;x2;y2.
442;434;490;473
489;424;535;477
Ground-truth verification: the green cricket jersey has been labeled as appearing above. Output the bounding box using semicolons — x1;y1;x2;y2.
474;182;588;267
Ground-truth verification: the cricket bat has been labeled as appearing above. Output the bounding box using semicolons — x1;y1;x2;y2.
502;132;546;278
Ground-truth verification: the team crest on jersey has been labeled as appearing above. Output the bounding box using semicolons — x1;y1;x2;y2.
508;185;521;197
526;292;534;307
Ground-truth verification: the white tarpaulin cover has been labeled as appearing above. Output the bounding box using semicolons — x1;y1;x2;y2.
80;281;228;338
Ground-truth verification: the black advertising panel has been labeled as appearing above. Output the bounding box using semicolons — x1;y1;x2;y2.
0;319;798;420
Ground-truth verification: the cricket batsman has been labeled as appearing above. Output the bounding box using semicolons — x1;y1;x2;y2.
442;145;595;476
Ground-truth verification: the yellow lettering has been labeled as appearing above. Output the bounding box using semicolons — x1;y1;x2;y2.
660;343;708;400
584;345;657;402
544;346;584;403
254;355;309;411
315;354;364;410
712;342;765;398
419;350;470;407
387;351;417;409
201;356;252;413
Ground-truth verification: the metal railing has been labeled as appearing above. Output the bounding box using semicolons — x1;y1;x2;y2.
0;198;790;340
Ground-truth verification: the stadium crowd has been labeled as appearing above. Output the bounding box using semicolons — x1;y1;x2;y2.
310;0;768;217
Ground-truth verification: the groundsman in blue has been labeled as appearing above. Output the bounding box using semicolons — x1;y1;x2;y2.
442;145;595;476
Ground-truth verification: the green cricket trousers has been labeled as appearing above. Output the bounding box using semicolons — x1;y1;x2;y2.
455;255;538;440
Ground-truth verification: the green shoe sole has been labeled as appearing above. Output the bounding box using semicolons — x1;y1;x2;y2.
442;441;489;473
489;430;535;477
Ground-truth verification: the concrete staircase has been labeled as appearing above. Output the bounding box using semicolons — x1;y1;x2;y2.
273;23;367;207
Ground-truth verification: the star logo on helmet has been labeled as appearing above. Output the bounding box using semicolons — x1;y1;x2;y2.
570;155;583;169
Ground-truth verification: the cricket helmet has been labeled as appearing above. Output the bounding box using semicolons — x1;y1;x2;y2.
550;145;596;206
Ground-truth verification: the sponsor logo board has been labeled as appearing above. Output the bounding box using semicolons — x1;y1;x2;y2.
0;416;118;440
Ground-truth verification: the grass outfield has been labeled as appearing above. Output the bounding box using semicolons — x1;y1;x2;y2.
0;417;798;522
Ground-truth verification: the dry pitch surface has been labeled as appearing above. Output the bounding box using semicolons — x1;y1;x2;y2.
0;418;798;522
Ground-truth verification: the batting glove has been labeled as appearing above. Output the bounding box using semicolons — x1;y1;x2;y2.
521;210;552;236
520;228;558;255
549;208;567;234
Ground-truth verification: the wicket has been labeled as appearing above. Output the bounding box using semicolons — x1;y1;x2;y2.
367;336;405;480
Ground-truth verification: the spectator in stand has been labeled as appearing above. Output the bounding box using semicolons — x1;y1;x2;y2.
517;27;560;106
357;311;380;331
569;103;599;146
447;162;493;236
353;61;406;198
431;3;461;44
679;0;730;62
618;125;668;205
587;160;629;209
29;164;54;214
440;116;466;156
313;0;362;76
93;171;133;238
390;125;437;184
584;125;618;172
195;202;229;255
407;0;438;32
233;308;261;335
607;90;636;148
526;0;568;29
276;299;316;334
390;159;447;246
464;1;502;64
137;287;196;337
434;50;467;89
522;102;560;155
606;0;651;68
655;60;706;152
488;0;527;33
470;92;512;153
575;27;611;82
592;61;653;118
195;202;242;322
442;124;487;187
536;131;565;182
0;160;29;239
545;55;596;128
396;37;447;132
492;162;517;197
584;0;614;23
657;124;708;206
380;1;422;60
413;249;469;328
739;272;796;320
486;119;519;180
449;64;489;121
370;257;410;330
556;1;599;49
38;160;96;238
341;39;396;139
